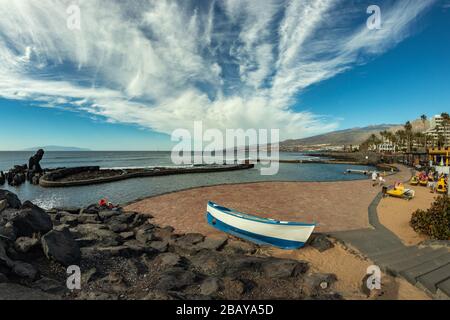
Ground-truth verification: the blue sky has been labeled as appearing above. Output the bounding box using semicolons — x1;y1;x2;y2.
0;0;449;151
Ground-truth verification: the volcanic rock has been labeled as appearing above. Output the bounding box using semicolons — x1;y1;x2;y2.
41;228;81;266
309;234;335;252
11;201;52;237
0;190;21;209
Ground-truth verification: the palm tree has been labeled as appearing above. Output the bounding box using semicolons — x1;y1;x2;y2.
404;121;413;152
421;114;427;123
395;130;407;152
414;132;426;149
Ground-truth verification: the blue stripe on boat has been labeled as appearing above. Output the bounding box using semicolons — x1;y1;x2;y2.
206;212;305;250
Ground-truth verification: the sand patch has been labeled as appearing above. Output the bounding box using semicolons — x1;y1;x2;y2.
378;185;438;246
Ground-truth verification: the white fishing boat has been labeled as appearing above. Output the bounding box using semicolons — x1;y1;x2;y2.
206;201;316;250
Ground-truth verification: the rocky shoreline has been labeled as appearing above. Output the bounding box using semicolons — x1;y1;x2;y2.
0;189;341;300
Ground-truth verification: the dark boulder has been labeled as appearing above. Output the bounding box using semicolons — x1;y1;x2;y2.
0;225;16;242
0;240;14;268
156;267;197;291
0;283;60;300
223;239;257;255
0;190;21;209
171;233;205;254
72;224;120;246
54;207;80;215
128;213;149;229
41;228;81;266
76;213;100;224
309;234;334;252
135;224;155;244
119;231;134;241
98;210;120;221
59;214;79;227
31;277;66;295
123;240;158;256
261;258;309;278
153;226;176;242
149;240;169;253
11;201;53;237
11;173;26;186
108;213;135;225
12;261;39;280
31;175;41;185
108;222;129;233
0;200;6;213
189;250;226;276
224;256;265;276
194;235;228;251
153;252;187;268
81;204;101;215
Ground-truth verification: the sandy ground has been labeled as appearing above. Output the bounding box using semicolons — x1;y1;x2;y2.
125;165;431;300
378;184;438;246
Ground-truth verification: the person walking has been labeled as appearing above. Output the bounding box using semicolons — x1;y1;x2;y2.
372;171;378;187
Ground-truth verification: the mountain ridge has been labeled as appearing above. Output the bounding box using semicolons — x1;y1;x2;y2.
281;119;430;150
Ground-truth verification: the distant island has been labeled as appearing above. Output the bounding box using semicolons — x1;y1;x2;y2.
22;146;91;152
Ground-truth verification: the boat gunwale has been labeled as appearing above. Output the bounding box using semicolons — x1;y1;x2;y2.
207;201;316;227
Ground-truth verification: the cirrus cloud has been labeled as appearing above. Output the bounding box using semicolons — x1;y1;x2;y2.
0;0;436;139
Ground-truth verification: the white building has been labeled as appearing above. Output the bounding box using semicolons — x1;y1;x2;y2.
426;115;450;146
377;143;397;153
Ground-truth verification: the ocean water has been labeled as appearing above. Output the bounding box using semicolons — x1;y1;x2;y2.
0;151;373;209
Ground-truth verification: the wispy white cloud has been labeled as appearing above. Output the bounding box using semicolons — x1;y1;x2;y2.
0;0;436;139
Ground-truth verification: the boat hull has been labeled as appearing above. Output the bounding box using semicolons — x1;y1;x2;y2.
206;202;315;250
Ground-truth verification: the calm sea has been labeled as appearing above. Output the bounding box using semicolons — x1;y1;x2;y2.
0;151;373;209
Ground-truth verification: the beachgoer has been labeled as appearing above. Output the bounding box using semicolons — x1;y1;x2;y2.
372;171;378;186
378;175;385;186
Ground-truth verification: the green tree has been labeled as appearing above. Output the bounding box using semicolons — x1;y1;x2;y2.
421;114;427;123
404;121;413;152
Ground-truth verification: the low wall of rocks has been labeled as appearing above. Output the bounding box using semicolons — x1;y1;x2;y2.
39;164;255;188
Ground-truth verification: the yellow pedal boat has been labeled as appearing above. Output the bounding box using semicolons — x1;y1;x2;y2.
385;184;415;200
436;179;448;194
419;179;428;186
410;176;419;186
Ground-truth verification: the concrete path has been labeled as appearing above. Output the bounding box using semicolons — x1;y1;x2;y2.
331;193;450;299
